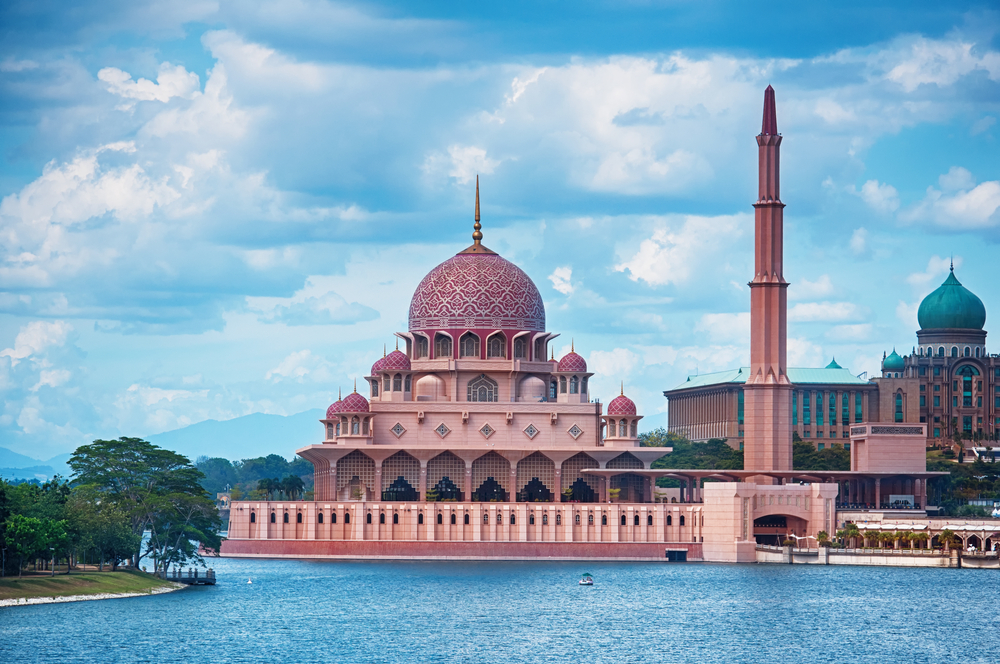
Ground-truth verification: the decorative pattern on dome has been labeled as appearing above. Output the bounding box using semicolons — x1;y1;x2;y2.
408;254;545;332
325;401;343;419
341;392;370;413
607;395;637;416
383;349;411;372
370;357;385;375
917;269;986;330
882;349;904;372
558;352;587;373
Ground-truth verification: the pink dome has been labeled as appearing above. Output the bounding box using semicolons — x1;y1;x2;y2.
557;352;587;373
341;392;370;413
325;400;343;419
408;253;545;333
383;349;411;372
607;394;637;416
370;357;385;375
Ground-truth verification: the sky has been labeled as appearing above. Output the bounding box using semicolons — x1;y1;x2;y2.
0;0;998;459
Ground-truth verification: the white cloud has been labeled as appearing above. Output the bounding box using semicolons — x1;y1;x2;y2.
906;255;957;290
790;275;834;300
788;337;824;367
896;300;920;330
548;266;574;295
587;348;640;378
857;179;900;213
971;116;996;136
590;147;713;195
883;37;1000;92
31;369;72;392
0;321;72;366
815;98;856;123
447;145;500;184
265;350;335;382
98;62;201;105
615;213;746;286
694;312;749;345
850;228;868;255
826;324;873;342
788;302;865;323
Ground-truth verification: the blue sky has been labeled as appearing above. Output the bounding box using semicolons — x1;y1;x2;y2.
1;0;998;459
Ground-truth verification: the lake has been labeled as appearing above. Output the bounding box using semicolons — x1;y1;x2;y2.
1;557;995;663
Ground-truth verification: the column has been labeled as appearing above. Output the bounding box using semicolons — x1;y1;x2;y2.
875;478;881;509
464;460;473;501
374;459;383;502
419;461;428;501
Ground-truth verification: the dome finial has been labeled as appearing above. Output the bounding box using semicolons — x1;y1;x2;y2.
383;344;386;359
353;378;357;393
951;256;954;272
620;381;624;396
338;387;342;399
550;348;554;360
571;338;575;352
395;337;399;351
472;175;483;246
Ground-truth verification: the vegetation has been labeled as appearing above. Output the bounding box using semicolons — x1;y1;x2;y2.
0;570;173;602
791;441;850;471
195;454;313;499
926;450;1000;514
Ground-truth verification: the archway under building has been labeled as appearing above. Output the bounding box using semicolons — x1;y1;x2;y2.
753;514;809;546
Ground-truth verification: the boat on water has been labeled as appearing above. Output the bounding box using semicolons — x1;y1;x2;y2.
579;573;594;586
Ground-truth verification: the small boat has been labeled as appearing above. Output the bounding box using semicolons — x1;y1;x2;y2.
247;578;252;584
579;573;594;586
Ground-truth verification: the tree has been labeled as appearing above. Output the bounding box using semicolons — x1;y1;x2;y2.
5;515;44;578
938;529;958;552
281;476;305;501
817;530;831;547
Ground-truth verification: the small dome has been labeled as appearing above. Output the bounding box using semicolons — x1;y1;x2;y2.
826;357;842;369
917;269;986;330
325;399;343;419
607;394;637;417
383;349;411;372
370;357;385;375
882;349;904;372
341;392;370;413
558;351;587;373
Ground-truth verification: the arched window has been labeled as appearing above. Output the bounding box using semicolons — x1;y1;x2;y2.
529;514;535;525
895;392;903;423
331;513;337;524
297;512;302;524
464;514;470;525
581;377;588;394
393;374;402;391
938;346;945;357
497;513;503;524
601;514;607;525
556;514;562;525
588;514;594;525
634;514;640;526
549;380;557;400
621;514;627;526
393;513;399;524
335;422;341;436
487;333;506;359
416;336;429;358
383;375;390;391
510;514;516;525
351;416;360;435
570;376;579;394
679;515;685;526
450;513;456;525
667;515;672;526
371;381;379;397
366;513;372;524
379;513;385;524
404;375;412;391
647;515;653;526
542;514;548;525
976;347;981;358
951;347;958;358
619;419;627;437
326;423;334;439
514;337;527;359
344;512;350;524
560;377;567;393
417;513;423;525
437;513;443;525
460;332;480;358
630;421;637;438
250;512;256;523
467;374;498;402
317;512;323;524
435;333;453;358
575;514;580;525
483;513;489;524
283;512;289;523
965;347;971;357
362;418;369;435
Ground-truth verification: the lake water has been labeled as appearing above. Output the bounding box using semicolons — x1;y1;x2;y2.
1;557;996;663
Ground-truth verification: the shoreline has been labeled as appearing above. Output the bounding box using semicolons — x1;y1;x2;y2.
0;582;186;608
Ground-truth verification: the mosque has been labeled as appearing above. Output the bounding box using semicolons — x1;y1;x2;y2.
220;87;943;563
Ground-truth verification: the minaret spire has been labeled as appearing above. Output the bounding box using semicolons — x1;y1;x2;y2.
762;85;777;135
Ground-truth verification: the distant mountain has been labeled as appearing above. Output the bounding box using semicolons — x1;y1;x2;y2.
146;409;325;462
0;466;57;482
0;447;45;469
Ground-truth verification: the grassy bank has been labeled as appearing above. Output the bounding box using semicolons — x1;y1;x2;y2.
0;570;176;602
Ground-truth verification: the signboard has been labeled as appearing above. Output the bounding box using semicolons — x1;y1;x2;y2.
888;494;915;508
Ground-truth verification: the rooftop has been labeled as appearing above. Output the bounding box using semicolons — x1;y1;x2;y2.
667;366;870;392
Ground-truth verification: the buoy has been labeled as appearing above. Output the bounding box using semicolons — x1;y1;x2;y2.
247;578;252;584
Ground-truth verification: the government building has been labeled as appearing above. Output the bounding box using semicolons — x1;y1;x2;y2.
219;87;954;564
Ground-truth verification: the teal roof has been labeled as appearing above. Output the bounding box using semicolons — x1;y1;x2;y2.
882;349;904;371
670;366;869;392
917;269;986;330
826;357;842;369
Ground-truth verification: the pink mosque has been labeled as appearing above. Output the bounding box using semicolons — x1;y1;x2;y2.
220;88;938;563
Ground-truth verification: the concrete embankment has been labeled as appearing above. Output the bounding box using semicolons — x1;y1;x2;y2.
756;545;998;568
0;584;184;608
0;570;186;608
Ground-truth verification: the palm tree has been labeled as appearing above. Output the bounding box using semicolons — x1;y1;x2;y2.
911;532;929;550
843;523;861;548
817;531;832;548
281;475;305;501
879;531;895;549
938;529;958;552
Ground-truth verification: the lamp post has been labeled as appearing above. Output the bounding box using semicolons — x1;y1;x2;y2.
50;547;55;577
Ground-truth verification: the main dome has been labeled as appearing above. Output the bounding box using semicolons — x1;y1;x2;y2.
408;253;545;333
917;269;986;330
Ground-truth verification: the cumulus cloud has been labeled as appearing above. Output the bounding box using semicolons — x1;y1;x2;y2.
788;337;825;367
906;255;958;290
694;312;749;345
98;62;201;105
615;214;746;287
790;275;834;300
856;179;900;214
587;348;641;378
447;145;500;184
882;37;1000;92
264;292;380;326
0;321;72;366
849;228;868;256
902;167;1000;229
548;266;574;295
265;350;336;383
825;324;873;342
789;302;866;323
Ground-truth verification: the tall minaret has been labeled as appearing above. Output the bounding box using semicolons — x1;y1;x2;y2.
743;85;792;476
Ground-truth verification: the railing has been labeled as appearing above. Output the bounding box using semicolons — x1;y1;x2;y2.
157;567;217;585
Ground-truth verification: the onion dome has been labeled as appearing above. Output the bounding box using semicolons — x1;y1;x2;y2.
341;391;370;413
917;267;986;330
607;391;637;417
407;178;545;334
557;342;587;373
370;357;385;375
383;349;411;372
826;357;842;369
882;349;904;372
326;390;344;419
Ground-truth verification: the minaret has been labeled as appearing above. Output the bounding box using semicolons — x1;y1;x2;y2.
743;85;792;476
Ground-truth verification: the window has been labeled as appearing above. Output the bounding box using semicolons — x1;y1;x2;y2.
634;515;640;526
383;375;390;392
570;376;579;394
830;395;836;429
437;513;443;525
818;443;825;450
450;514;456;525
581;377;589;394
464;514;469;525
804;430;811;438
964;416;973;434
895;393;903;423
250;512;256;523
803;392;811;425
938;347;945;358
379;513;385;524
332;513;337;524
513;337;527;359
529;514;535;525
549;380;557;400
542;514;548;525
487;333;506;359
842;392;849;425
497;513;503;524
667;515;673;526
621;514;627;526
336;422;341;436
740;390;746;425
619;419;627;437
283;512;289;523
817;431;823;438
560;376;567;393
362;418;369;435
920;366;927;376
920;385;925;391
934;366;941;376
575;514;580;525
393;374;402;391
416;336;429;358
934;428;940;437
556;514;561;525
951;347;958;358
816;392;824;426
953;397;958;407
648;515;654;526
934;385;940;391
344;512;350;524
534;338;546;362
393;513;399;524
510;514;516;525
855;392;863;423
317;513;323;524
326;423;334;439
371;381;379;397
601;514;607;525
434;333;452;358
679;515;685;526
483;513;488;524
297;512;302;523
467;374;498;402
964;347;971;357
366;513;372;524
630;421;637;438
404;375;411;392
460;332;480;358
588;514;594;525
920;396;926;407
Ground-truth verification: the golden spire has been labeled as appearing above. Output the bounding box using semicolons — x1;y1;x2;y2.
473;175;482;245
338;387;342;400
550;348;555;360
620;381;624;396
395;337;399;351
383;344;386;358
353;378;357;393
571;338;575;352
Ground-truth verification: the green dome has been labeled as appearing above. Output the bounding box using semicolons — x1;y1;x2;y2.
825;358;842;369
882;349;904;372
917;269;986;330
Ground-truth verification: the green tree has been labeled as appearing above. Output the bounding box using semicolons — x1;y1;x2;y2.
281;475;305;500
5;515;45;578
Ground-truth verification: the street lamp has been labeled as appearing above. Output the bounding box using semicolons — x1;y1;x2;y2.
50;547;55;577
